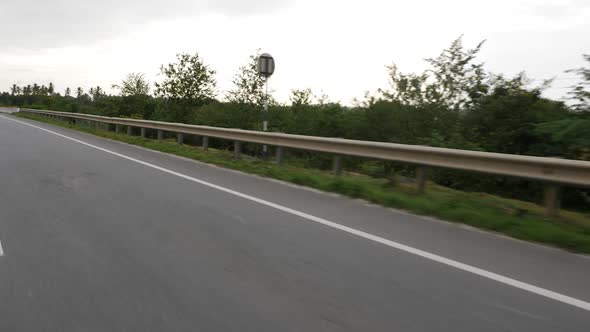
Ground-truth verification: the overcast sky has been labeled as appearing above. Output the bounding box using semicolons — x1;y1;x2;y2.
1;0;588;104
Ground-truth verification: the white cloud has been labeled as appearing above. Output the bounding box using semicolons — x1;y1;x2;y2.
0;0;292;51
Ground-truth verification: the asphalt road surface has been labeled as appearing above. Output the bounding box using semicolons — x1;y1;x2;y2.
1;114;589;331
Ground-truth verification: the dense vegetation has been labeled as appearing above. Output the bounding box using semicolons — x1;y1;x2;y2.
2;38;589;211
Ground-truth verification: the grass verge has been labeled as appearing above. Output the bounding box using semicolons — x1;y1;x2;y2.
15;112;590;253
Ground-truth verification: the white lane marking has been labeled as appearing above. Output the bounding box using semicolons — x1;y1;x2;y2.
3;115;590;312
0;240;4;256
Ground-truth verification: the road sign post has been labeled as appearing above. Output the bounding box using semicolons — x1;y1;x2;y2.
257;53;275;158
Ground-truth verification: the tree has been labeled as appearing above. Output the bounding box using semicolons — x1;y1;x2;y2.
462;77;568;155
65;87;71;97
90;86;104;100
353;91;379;108
290;88;313;106
424;36;488;109
154;53;217;105
535;118;590;160
32;83;40;95
380;36;488;110
379;64;431;106
76;87;84;99
566;54;590;112
10;84;19;96
226;51;269;107
112;72;150;96
48;82;55;95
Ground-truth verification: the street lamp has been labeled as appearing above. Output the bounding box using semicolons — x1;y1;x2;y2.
257;53;275;156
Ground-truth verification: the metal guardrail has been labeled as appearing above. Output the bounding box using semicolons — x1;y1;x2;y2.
16;108;590;216
0;107;18;114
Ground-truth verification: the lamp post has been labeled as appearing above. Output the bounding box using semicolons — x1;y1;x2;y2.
257;53;275;157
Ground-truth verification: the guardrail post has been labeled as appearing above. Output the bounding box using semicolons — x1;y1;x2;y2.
127;126;133;136
332;155;342;176
234;141;242;159
202;136;209;151
544;183;561;217
416;166;428;194
115;124;121;133
275;147;285;165
177;133;184;145
140;127;146;138
157;130;163;140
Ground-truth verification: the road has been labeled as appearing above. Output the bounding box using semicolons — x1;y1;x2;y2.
0;113;589;331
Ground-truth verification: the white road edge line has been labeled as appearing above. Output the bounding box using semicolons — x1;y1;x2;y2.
3;114;590;312
0;240;4;256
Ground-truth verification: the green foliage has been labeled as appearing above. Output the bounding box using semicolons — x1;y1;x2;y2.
463;85;568;155
109;95;156;119
89;86;105;101
380;64;431;106
566;54;590;112
290;88;314;106
424;37;488;109
152;53;217;123
154;53;217;105
226;51;272;107
535;119;590;160
191;101;261;129
380;36;488;110
113;72;150;96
